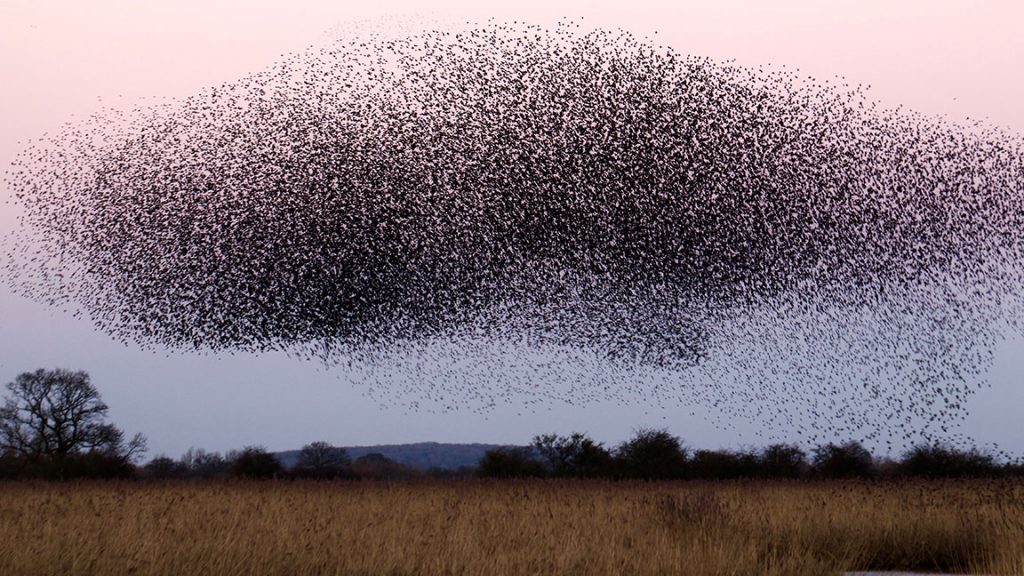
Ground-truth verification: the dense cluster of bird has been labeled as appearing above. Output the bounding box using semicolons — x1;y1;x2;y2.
6;21;1024;444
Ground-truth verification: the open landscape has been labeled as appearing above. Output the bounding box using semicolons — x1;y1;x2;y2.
1;479;1023;576
2;370;1019;575
4;2;1024;575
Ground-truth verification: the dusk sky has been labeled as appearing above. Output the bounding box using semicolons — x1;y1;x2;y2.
2;0;1024;459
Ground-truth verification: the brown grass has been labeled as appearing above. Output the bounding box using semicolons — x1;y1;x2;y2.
0;479;1022;575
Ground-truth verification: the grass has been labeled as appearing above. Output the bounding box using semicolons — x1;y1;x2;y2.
0;479;1022;575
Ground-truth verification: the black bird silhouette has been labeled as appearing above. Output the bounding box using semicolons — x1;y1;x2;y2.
5;21;1023;449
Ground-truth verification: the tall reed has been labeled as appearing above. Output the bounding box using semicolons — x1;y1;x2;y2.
0;479;1020;575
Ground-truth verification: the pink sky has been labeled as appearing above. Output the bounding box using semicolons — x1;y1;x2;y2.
1;1;1023;456
3;1;1023;131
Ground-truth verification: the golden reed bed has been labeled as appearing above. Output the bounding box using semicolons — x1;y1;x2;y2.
1;479;1022;576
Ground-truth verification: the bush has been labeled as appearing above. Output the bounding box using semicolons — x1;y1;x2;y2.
812;441;874;478
63;452;137;479
141;455;189;480
760;444;808;479
478;447;546;478
616;428;688;480
532;433;613;478
230;446;283;479
898;444;998;478
691;450;751;479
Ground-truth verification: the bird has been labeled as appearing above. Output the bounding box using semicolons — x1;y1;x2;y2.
4;19;1024;453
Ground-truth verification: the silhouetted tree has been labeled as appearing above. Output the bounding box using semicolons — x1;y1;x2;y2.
478;447;546;478
812;441;874;478
141;455;189;479
898;444;997;478
293;441;351;479
180;448;230;479
616;428;688;479
690;449;759;479
1002;461;1024;478
760;444;808;479
532;432;613;477
230;446;283;479
0;368;146;479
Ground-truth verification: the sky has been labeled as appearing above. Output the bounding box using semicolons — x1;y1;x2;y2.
2;0;1024;459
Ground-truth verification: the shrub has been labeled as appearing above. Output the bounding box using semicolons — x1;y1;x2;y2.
690;449;752;479
616;428;688;480
812;441;874;478
898;444;998;478
142;455;189;480
760;444;808;479
230;446;283;480
532;433;613;478
478;447;546;478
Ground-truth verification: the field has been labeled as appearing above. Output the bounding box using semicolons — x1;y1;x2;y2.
1;479;1023;576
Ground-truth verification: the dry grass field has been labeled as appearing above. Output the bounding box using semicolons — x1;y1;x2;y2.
1;479;1022;576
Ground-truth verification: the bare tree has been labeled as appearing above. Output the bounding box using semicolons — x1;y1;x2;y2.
294;441;351;479
532;432;612;477
180;448;229;479
231;445;283;479
0;368;146;477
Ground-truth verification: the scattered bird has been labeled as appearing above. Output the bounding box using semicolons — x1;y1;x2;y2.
5;20;1024;450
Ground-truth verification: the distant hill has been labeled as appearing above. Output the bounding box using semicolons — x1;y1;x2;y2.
276;442;522;470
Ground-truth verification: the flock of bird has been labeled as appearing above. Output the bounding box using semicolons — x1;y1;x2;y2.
5;21;1024;446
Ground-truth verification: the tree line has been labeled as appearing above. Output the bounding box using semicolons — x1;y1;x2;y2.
478;429;1021;480
3;368;1022;481
137;444;446;481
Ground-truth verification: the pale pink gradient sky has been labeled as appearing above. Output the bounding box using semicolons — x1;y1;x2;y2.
1;1;1023;457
